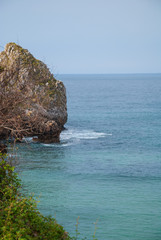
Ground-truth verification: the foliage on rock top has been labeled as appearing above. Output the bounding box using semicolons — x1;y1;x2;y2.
0;42;67;113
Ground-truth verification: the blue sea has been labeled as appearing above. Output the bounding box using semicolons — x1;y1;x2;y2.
16;74;161;240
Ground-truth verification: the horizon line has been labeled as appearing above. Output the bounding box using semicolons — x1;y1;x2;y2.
56;72;161;75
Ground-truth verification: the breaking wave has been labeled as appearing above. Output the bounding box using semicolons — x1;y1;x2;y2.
60;128;108;141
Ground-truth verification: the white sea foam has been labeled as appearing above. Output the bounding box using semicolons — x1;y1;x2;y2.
42;142;74;147
22;137;35;143
60;128;109;141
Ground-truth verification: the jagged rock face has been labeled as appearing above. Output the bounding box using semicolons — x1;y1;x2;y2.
0;43;67;142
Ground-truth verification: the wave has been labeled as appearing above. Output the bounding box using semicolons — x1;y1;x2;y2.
41;142;74;147
60;128;108;141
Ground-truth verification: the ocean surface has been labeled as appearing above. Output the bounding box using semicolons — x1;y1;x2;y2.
15;74;161;240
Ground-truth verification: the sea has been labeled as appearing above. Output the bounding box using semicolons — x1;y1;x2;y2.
15;74;161;240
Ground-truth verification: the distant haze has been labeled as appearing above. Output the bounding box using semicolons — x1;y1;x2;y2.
1;0;161;74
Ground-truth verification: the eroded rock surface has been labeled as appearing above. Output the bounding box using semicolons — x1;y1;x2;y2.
0;43;67;142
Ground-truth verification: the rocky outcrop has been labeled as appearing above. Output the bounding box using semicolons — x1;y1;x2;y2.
0;43;67;143
0;143;7;154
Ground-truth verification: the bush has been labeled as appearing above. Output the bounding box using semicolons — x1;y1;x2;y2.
0;154;71;240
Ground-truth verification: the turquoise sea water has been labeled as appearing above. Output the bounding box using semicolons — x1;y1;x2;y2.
16;74;161;240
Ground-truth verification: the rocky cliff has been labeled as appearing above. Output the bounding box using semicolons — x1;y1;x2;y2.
0;43;67;143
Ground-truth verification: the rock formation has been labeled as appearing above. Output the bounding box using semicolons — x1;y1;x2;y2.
0;43;67;143
0;143;7;154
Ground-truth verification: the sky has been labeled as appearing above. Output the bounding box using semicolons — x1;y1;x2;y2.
0;0;161;74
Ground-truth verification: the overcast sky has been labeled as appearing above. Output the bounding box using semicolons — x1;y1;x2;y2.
1;0;161;74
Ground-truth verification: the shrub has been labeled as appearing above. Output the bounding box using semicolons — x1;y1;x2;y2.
0;154;71;240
